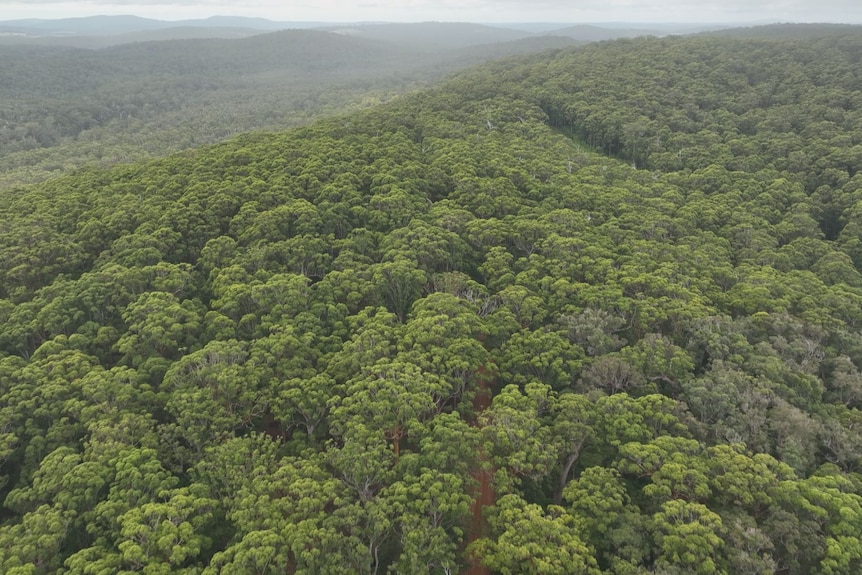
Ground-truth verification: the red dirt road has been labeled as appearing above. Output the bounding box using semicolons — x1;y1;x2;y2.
464;368;495;575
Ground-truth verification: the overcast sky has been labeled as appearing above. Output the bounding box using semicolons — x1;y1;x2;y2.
1;0;860;24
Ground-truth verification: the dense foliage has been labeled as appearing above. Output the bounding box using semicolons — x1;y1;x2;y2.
2;30;862;574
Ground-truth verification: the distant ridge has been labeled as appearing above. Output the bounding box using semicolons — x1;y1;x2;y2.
317;22;534;50
0;15;170;35
0;15;790;49
702;22;862;38
0;14;327;38
544;24;660;41
0;27;272;48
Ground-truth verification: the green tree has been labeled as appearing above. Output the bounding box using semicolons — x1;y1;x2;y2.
470;494;600;575
652;499;725;575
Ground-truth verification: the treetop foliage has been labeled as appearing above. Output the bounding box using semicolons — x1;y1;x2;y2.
2;28;862;574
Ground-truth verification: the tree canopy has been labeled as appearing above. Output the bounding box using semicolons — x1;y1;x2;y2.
2;27;862;574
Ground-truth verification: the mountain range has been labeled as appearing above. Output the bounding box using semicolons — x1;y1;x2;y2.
0;15;733;48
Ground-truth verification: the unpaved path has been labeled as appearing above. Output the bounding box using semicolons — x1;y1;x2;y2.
464;366;495;575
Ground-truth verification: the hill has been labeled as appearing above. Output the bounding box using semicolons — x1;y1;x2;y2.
0;26;272;48
542;23;658;41
0;14;170;35
0;29;574;187
2;30;862;574
0;14;320;38
704;22;862;39
0;15;335;49
317;21;534;50
1;18;659;50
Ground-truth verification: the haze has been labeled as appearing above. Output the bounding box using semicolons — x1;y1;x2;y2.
1;0;860;24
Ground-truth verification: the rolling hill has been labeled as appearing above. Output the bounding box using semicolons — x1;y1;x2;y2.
0;27;576;187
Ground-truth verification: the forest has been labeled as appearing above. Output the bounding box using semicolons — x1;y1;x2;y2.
0;24;576;188
1;26;862;574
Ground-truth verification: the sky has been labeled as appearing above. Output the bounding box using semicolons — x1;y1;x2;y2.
0;0;860;24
